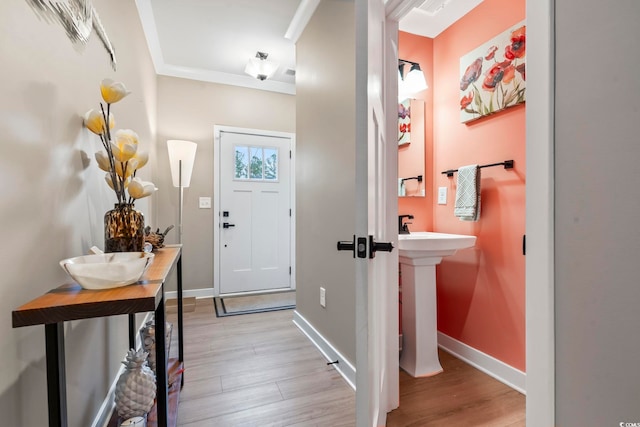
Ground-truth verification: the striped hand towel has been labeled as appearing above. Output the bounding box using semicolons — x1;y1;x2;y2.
454;165;481;221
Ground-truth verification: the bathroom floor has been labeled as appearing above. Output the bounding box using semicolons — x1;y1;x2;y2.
387;349;525;426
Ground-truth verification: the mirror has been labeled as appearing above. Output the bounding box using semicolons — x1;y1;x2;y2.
398;98;425;197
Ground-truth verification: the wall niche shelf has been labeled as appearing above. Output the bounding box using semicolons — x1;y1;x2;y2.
12;246;185;427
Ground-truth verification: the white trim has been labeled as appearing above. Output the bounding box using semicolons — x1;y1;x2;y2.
91;313;154;427
293;310;356;390
213;126;296;298
438;332;526;395
165;287;214;300
285;0;321;42
134;0;164;74
158;64;295;95
526;0;555;424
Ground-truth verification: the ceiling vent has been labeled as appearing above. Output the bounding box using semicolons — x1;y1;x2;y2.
418;0;453;16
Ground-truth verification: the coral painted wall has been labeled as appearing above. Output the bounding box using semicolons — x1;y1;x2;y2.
399;0;526;371
398;32;434;233
434;0;526;371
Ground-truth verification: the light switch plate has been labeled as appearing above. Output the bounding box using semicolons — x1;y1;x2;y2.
438;187;447;205
199;197;212;209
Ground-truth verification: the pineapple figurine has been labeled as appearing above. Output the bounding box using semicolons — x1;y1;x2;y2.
115;349;157;421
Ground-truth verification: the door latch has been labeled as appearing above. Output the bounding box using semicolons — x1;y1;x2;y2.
222;222;235;228
337;235;368;258
338;236;392;258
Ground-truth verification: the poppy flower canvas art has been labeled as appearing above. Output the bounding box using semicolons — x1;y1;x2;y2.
398;98;411;145
459;21;526;123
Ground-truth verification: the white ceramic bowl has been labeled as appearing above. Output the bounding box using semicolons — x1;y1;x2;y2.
59;252;155;290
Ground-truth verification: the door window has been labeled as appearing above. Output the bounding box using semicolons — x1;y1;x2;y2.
234;145;278;181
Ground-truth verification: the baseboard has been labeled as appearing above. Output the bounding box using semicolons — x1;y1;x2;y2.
165;287;214;300
292;310;356;390
91;312;154;427
437;332;526;394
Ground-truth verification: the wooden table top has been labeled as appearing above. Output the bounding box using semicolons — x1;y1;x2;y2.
12;246;181;328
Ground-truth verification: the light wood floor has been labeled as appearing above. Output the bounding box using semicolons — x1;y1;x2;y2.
168;298;524;426
386;351;525;426
167;297;355;426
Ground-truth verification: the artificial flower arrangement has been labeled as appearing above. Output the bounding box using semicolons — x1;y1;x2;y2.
84;79;157;252
84;79;156;204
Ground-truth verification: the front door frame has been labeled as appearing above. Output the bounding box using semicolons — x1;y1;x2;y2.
213;125;296;297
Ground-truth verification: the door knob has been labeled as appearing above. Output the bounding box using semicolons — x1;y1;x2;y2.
369;236;394;259
223;222;235;228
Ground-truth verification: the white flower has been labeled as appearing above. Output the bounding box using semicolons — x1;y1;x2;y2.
84;109;114;135
115;158;138;179
95;151;111;172
111;129;139;162
128;177;156;199
134;151;149;169
100;79;131;104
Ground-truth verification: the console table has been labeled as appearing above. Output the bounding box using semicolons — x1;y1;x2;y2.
12;245;184;427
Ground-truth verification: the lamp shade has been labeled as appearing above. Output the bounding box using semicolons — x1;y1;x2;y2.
405;66;428;93
167;140;197;187
398;60;428;100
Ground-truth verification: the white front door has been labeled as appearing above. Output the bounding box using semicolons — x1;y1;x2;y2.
215;127;294;296
355;0;399;425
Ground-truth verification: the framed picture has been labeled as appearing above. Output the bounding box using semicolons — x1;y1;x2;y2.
398;98;411;145
459;21;526;123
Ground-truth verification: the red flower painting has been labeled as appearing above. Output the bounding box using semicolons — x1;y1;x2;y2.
398;98;411;144
459;22;526;123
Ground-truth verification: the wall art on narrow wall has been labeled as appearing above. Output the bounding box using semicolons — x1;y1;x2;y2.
25;0;117;70
398;98;411;145
459;21;525;123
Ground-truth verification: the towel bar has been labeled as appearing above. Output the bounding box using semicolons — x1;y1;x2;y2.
442;160;514;177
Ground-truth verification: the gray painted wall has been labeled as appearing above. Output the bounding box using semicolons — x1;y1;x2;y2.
296;0;357;364
555;0;640;424
0;1;156;425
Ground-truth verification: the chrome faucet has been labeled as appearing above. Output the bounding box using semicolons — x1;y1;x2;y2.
399;214;414;234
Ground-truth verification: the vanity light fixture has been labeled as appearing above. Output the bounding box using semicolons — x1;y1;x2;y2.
398;59;428;99
245;51;279;81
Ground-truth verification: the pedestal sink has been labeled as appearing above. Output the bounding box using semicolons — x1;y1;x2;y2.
398;232;476;377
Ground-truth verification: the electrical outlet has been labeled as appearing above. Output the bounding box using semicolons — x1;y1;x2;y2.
438;187;447;205
199;197;211;209
320;287;326;308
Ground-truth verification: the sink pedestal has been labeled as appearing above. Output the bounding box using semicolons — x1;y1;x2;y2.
399;255;443;377
397;232;476;378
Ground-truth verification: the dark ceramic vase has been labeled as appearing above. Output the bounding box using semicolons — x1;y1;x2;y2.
104;204;145;252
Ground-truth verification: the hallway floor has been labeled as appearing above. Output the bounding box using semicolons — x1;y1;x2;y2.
168;298;524;426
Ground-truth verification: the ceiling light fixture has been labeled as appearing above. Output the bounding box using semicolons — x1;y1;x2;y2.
245;51;279;81
398;59;428;100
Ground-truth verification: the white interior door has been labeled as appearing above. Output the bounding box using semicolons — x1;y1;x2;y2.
355;0;399;425
216;128;293;296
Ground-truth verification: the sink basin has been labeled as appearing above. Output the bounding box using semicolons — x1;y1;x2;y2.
398;231;476;259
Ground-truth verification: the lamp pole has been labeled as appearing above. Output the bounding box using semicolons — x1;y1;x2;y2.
178;159;183;244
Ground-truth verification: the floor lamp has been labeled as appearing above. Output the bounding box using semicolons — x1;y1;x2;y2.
167;140;197;244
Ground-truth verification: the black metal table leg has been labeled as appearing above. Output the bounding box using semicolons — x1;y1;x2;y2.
155;292;168;427
45;322;67;427
128;313;136;350
177;254;184;387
